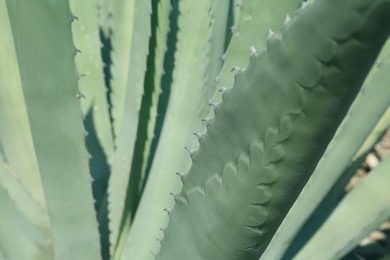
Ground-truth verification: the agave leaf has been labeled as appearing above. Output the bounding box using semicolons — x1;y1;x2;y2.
134;0;172;194
0;160;49;230
157;0;390;258
232;0;242;24
123;0;213;258
264;38;390;260
201;0;231;106
0;181;52;260
0;0;46;212
107;0;136;144
120;1;173;256
355;107;390;160
127;0;303;258
5;1;101;258
107;0;152;255
295;154;390;260
98;0;111;37
69;0;114;164
113;0;173;257
281;108;390;259
69;1;114;256
209;0;301;108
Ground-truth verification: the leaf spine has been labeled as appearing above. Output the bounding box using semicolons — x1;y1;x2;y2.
77;73;86;81
268;28;275;39
184;147;196;159
76;91;86;99
201;118;212;127
208;99;219;111
163;208;172;215
230;25;237;34
71;15;79;23
300;1;308;10
250;46;258;56
231;66;242;75
176;172;186;183
283;14;292;26
219;87;228;96
73;47;82;56
235;0;242;9
193;132;205;140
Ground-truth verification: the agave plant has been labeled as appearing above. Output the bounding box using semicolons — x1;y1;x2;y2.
0;0;389;259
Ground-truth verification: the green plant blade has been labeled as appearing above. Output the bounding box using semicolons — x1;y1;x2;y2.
355;108;390;162
124;0;213;258
135;0;172;193
209;0;301;109
200;0;302;136
263;38;390;260
295;155;390;260
118;2;172;258
282;92;390;259
0;249;5;260
5;1;101;258
201;0;230;106
0;179;52;260
68;2;114;256
98;0;111;37
69;0;114;163
0;159;49;230
107;0;151;255
107;0;136;144
127;0;302;258
0;0;46;213
157;0;390;258
233;0;241;23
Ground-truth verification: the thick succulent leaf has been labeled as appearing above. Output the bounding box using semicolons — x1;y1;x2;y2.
107;0;151;255
0;0;46;212
69;1;114;256
5;1;101;258
157;0;390;259
119;1;173;257
355;107;390;160
207;0;301;111
98;0;111;37
281;108;390;259
124;0;213;258
135;0;172;193
107;0;136;143
70;0;115;163
83;109;111;259
264;37;390;259
0;160;49;230
0;181;52;260
295;155;390;260
200;0;302;145
201;0;230;107
127;0;302;258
